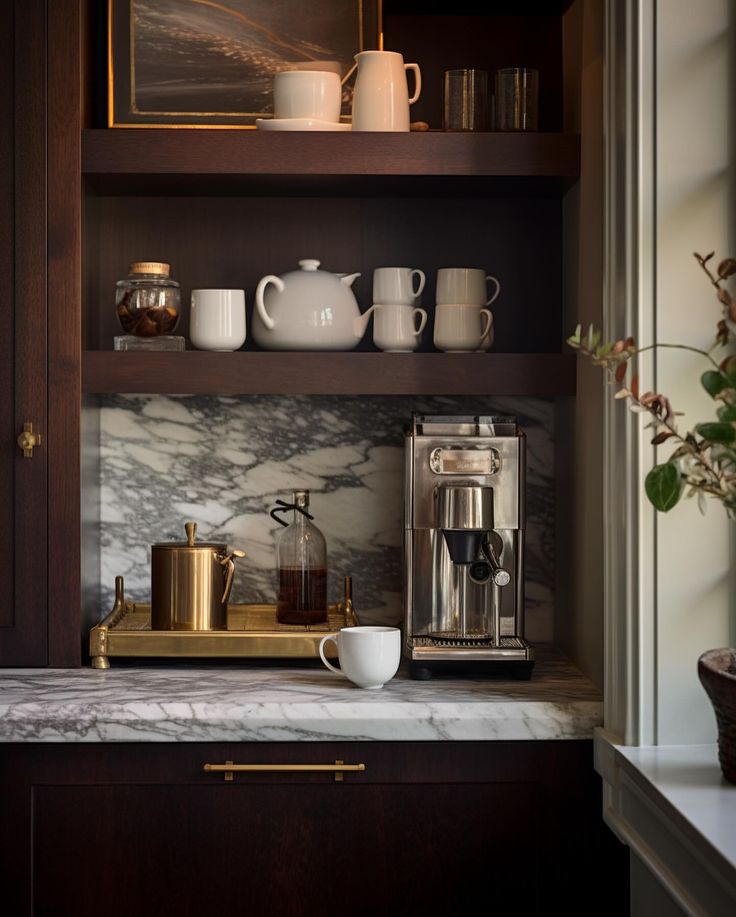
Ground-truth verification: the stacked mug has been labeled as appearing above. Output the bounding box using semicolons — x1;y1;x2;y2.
370;267;428;352
433;268;501;352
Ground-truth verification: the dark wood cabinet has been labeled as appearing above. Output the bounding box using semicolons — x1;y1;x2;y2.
0;740;628;916
1;0;594;662
0;0;49;665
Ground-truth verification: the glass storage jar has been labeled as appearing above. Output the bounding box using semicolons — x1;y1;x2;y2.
115;262;181;337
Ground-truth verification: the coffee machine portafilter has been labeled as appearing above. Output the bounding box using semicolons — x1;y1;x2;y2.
404;415;534;679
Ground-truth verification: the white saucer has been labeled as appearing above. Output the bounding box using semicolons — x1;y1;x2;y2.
256;118;351;132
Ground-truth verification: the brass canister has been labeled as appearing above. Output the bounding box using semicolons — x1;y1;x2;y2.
151;522;245;631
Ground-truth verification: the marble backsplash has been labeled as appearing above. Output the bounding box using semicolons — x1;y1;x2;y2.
96;395;555;640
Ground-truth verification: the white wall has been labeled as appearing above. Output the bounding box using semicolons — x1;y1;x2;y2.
654;0;735;744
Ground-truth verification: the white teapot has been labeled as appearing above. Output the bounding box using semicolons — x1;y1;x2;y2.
252;260;371;351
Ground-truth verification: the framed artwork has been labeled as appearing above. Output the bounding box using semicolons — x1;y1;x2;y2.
108;0;381;128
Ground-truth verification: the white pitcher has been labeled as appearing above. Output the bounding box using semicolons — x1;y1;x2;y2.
352;51;421;132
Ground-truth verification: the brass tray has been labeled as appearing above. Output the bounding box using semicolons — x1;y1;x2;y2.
89;576;358;669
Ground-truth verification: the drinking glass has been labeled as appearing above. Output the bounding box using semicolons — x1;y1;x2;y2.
495;68;539;131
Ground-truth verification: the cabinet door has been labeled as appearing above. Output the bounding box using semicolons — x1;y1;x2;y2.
32;782;536;917
0;742;629;917
0;0;48;664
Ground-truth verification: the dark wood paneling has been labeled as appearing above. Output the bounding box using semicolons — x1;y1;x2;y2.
35;782;534;915
83;194;563;353
0;741;629;917
47;0;82;666
0;2;15;629
82;130;580;184
0;0;48;664
82;352;576;396
384;14;563;131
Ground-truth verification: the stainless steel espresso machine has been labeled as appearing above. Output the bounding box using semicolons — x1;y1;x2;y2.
404;415;534;679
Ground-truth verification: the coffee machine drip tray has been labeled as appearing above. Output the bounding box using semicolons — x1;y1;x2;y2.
422;632;529;648
411;635;534;666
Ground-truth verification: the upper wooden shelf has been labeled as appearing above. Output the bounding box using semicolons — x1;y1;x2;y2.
82;352;576;397
82;130;580;195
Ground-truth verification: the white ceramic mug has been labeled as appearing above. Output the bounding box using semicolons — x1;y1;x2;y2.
436;268;501;306
283;60;343;77
352;51;421;132
373;267;426;305
433;303;492;352
273;70;342;122
319;626;401;689
190;289;247;352
370;303;427;352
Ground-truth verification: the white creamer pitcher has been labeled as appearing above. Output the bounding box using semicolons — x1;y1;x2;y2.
351;50;421;132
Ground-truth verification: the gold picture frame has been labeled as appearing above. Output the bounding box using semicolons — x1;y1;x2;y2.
108;0;382;129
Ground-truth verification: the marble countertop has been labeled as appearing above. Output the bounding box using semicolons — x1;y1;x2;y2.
0;648;602;743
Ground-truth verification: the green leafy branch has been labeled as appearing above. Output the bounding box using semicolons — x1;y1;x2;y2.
567;252;736;517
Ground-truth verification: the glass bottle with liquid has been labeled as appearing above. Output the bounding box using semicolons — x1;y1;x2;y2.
275;490;327;625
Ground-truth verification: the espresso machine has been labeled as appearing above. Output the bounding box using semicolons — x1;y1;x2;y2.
404;415;534;679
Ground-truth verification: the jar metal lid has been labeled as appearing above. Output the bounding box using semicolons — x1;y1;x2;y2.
129;261;170;276
152;521;224;551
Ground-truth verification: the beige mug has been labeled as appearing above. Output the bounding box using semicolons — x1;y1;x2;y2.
433;304;493;352
436;268;501;306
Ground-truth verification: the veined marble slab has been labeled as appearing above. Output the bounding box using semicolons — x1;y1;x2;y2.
96;394;556;641
0;649;601;743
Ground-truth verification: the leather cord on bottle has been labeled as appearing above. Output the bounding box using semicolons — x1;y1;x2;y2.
269;500;315;527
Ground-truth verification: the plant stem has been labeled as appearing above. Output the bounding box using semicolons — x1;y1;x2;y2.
601;363;725;492
633;342;721;370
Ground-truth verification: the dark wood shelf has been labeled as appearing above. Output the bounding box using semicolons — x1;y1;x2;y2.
82;130;580;195
82;351;576;396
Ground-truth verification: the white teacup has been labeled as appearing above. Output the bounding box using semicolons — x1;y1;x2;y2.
373;267;426;305
190;289;247;352
284;60;343;77
370;303;427;352
273;70;341;122
436;267;501;306
319;626;401;689
434;303;492;352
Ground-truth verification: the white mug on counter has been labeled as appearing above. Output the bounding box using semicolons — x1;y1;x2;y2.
371;303;428;352
436;267;501;307
434;303;493;352
273;70;342;122
373;267;426;305
319;626;401;689
190;289;247;352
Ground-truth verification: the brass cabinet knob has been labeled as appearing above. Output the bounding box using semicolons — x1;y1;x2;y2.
17;422;42;458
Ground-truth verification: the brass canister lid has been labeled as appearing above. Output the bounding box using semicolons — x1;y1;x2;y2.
152;521;226;551
129;261;170;276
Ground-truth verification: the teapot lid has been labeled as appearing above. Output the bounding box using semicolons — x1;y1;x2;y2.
153;521;226;551
298;259;320;271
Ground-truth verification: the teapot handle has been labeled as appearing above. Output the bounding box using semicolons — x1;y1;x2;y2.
255;275;284;331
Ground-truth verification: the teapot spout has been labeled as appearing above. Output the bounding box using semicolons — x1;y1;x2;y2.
340;271;361;288
353;304;376;341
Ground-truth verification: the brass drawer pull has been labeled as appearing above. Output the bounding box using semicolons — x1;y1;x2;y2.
203;759;366;782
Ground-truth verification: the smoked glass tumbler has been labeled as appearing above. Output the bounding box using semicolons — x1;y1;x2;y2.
495;67;539;131
443;69;490;131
